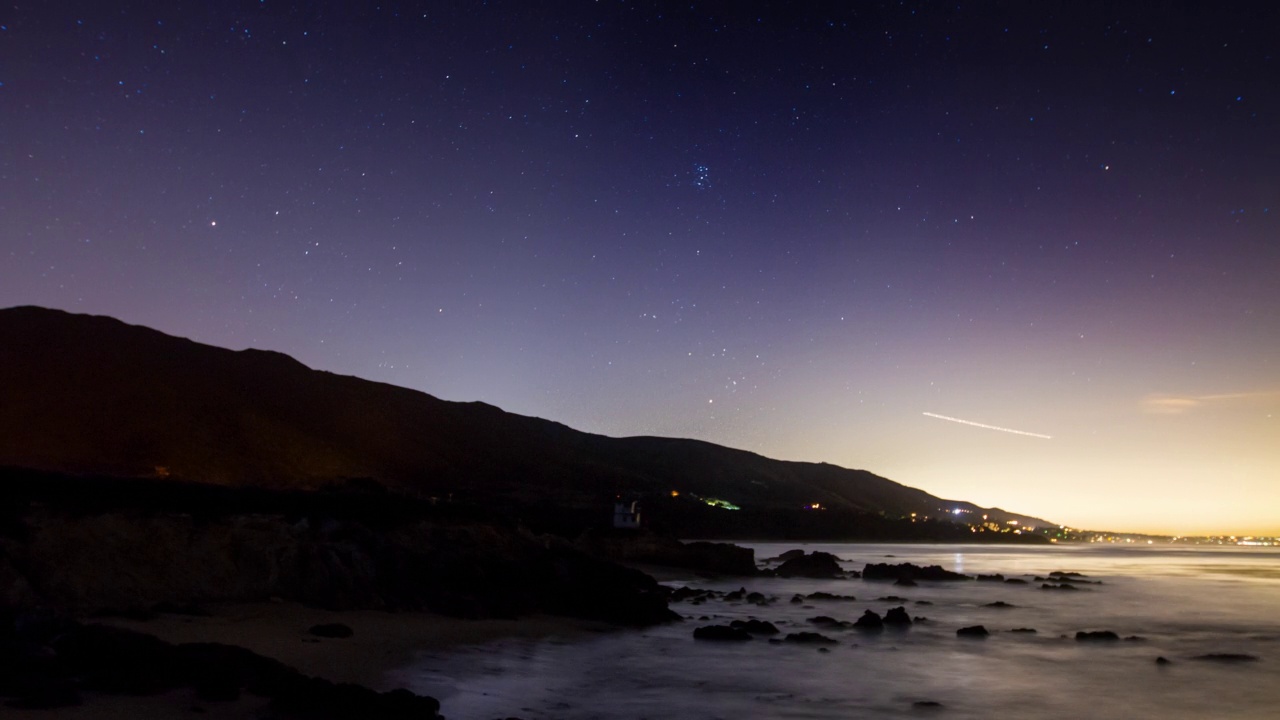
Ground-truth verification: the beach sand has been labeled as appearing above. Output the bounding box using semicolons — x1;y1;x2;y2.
5;601;613;719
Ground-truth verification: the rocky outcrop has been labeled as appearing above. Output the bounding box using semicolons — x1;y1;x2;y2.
774;551;845;578
0;509;679;626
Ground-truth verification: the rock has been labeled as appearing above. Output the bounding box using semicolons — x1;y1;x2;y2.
1191;653;1259;662
693;625;752;641
976;574;1005;582
1040;583;1080;591
806;591;855;601
984;601;1015;608
853;610;883;630
956;625;989;637
1004;578;1028;584
807;615;844;627
783;632;838;645
724;587;747;601
729;619;779;636
745;591;768;605
309;623;354;639
790;594;804;604
894;578;918;587
1010;627;1037;633
1075;631;1120;641
883;607;912;627
775;552;844;579
878;595;909;602
862;563;969;582
1123;635;1145;641
1156;656;1171;665
913;700;943;708
775;549;806;562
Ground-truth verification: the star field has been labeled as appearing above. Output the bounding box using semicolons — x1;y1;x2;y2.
2;1;1277;534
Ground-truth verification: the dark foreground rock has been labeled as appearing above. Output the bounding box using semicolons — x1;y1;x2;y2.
774;552;845;578
0;620;440;717
956;625;989;637
1;509;679;627
1076;631;1120;641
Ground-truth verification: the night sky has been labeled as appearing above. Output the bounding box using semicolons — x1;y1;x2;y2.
4;2;1277;535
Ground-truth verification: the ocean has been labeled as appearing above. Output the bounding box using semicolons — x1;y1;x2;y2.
392;542;1280;719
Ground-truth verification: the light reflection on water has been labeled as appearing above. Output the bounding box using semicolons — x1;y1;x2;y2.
395;544;1280;720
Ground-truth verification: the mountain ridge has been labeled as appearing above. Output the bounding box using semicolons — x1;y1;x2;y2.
0;305;1052;529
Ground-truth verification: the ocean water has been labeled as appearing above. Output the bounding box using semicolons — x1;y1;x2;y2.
393;543;1280;719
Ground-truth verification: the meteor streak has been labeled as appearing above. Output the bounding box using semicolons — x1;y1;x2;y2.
923;412;1052;440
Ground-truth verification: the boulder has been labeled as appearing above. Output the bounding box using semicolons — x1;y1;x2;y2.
956;625;989;637
853;609;884;630
883;606;912;626
775;552;844;579
729;619;779;635
1075;631;1120;641
783;631;838;645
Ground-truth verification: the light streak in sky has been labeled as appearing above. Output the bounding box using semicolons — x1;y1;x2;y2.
923;412;1052;440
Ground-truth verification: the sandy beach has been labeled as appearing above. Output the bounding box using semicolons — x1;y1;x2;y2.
5;601;612;719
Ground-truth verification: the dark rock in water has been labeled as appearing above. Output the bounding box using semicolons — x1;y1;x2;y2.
883;606;912;627
914;600;933;605
775;549;806;562
693;625;752;641
775;552;844;579
817;646;830;653
1004;578;1029;584
1041;583;1080;591
790;594;804;604
1050;570;1086;577
745;591;768;605
894;578;918;587
976;574;1005;582
956;625;989;637
806;591;856;601
309;623;354;639
878;595;909;602
1123;635;1145;641
729;619;779;636
724;587;748;601
808;615;843;627
863;562;969;582
1156;656;1171;665
1192;653;1260;662
784;631;838;645
1010;627;1037;633
1076;631;1120;641
984;601;1015;608
913;700;944;708
853;610;884;630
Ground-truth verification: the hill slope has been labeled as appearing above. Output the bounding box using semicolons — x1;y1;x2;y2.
0;306;1050;527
